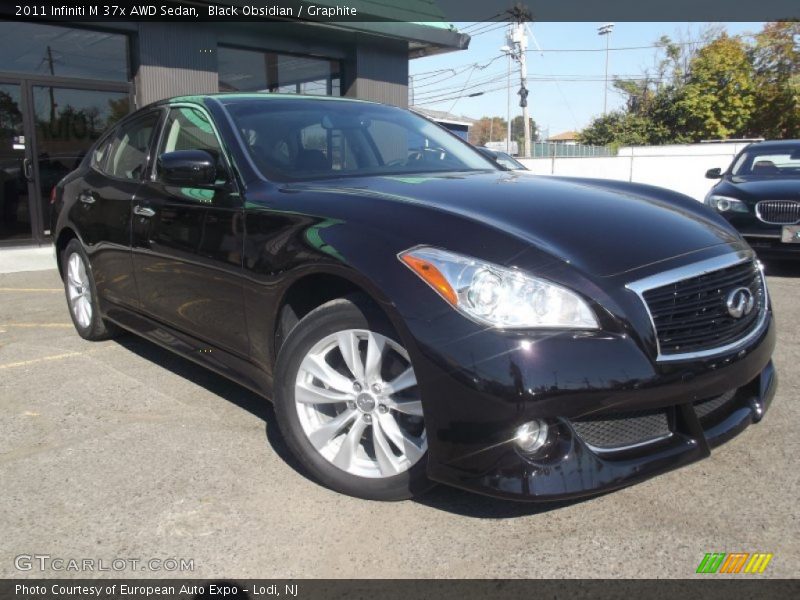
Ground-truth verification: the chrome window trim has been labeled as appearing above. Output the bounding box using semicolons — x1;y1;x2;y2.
755;200;800;225
626;250;769;363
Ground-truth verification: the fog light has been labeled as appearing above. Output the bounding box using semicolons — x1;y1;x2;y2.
514;420;549;454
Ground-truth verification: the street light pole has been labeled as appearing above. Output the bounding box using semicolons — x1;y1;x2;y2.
597;23;615;116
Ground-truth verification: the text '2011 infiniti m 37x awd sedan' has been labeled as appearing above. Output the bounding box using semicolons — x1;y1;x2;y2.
53;95;776;501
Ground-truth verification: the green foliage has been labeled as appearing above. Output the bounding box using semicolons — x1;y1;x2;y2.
750;22;800;139
468;116;507;146
578;22;800;147
678;34;756;139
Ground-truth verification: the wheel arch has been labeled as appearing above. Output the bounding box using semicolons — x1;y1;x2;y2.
54;227;80;279
272;267;413;369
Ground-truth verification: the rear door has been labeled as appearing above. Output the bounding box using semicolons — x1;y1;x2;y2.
131;104;248;356
70;110;162;309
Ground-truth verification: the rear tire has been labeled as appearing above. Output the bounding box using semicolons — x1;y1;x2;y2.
62;239;119;341
273;294;432;500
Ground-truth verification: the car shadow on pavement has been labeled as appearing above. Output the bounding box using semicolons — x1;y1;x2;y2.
412;483;590;519
114;335;595;518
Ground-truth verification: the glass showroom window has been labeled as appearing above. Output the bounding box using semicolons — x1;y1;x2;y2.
218;47;341;96
0;22;129;81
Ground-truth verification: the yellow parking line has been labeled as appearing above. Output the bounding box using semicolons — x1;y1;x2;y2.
0;351;85;370
0;288;61;292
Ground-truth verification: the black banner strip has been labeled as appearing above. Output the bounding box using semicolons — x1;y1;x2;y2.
2;579;800;600
0;0;798;23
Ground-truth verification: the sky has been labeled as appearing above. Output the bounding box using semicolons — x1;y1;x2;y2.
409;22;765;139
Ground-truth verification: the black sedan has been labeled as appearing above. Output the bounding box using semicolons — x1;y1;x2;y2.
705;140;800;257
53;94;776;502
476;147;529;171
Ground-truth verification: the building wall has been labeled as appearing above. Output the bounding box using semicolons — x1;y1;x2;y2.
135;23;218;106
133;23;409;108
343;38;409;108
519;143;753;202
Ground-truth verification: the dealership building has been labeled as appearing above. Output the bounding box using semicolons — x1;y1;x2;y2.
0;4;468;246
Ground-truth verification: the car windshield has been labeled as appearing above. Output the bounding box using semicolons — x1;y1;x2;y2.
220;97;497;182
730;144;800;180
491;151;526;170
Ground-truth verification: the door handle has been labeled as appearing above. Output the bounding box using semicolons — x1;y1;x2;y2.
22;158;32;182
78;191;96;205
133;205;156;218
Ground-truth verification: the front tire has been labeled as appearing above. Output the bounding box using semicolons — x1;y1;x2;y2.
273;295;432;500
62;239;119;341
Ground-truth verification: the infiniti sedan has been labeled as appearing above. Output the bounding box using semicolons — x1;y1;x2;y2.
53;94;776;501
705;140;800;258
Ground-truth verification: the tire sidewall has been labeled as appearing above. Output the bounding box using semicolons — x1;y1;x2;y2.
273;296;431;501
62;239;109;340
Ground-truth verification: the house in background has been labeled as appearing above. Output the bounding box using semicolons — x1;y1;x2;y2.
410;107;476;141
547;131;580;145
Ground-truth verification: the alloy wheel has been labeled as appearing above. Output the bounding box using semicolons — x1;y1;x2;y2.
66;252;93;329
294;329;426;478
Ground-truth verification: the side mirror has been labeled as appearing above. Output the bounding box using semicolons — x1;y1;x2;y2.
158;150;216;187
705;167;723;179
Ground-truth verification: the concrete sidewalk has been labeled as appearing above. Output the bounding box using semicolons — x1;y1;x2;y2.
0;245;57;274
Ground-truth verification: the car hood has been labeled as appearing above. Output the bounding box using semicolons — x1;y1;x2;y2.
283;171;740;277
716;178;800;200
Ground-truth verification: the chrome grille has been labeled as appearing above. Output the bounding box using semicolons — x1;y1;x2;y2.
756;200;800;225
641;260;764;357
571;409;671;451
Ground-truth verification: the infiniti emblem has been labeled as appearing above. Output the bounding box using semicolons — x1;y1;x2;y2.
726;287;755;319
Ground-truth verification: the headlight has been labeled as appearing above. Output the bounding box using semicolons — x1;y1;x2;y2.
399;246;599;329
706;195;748;213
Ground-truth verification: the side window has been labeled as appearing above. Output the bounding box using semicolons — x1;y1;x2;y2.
90;135;113;172
105;113;160;180
157;107;227;181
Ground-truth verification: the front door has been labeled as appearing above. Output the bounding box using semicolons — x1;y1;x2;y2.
131;105;249;357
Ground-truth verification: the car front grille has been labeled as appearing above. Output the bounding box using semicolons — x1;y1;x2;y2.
641;260;764;357
570;409;671;451
756;200;800;225
693;390;736;421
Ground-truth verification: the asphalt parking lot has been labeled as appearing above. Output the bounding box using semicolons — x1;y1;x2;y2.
1;262;798;579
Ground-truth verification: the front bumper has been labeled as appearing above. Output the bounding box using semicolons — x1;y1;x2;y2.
408;308;776;501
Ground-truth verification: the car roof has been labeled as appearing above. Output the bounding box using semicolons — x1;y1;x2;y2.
162;93;377;107
747;139;800;148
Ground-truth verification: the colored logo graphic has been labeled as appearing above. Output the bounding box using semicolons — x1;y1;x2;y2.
696;552;773;574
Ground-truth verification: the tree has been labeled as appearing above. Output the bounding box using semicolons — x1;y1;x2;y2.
678;34;756;140
510;115;538;150
468;116;507;146
750;22;800;139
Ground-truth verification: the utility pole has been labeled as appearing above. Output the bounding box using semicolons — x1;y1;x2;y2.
500;25;519;155
517;22;531;158
504;7;532;158
597;23;615;116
